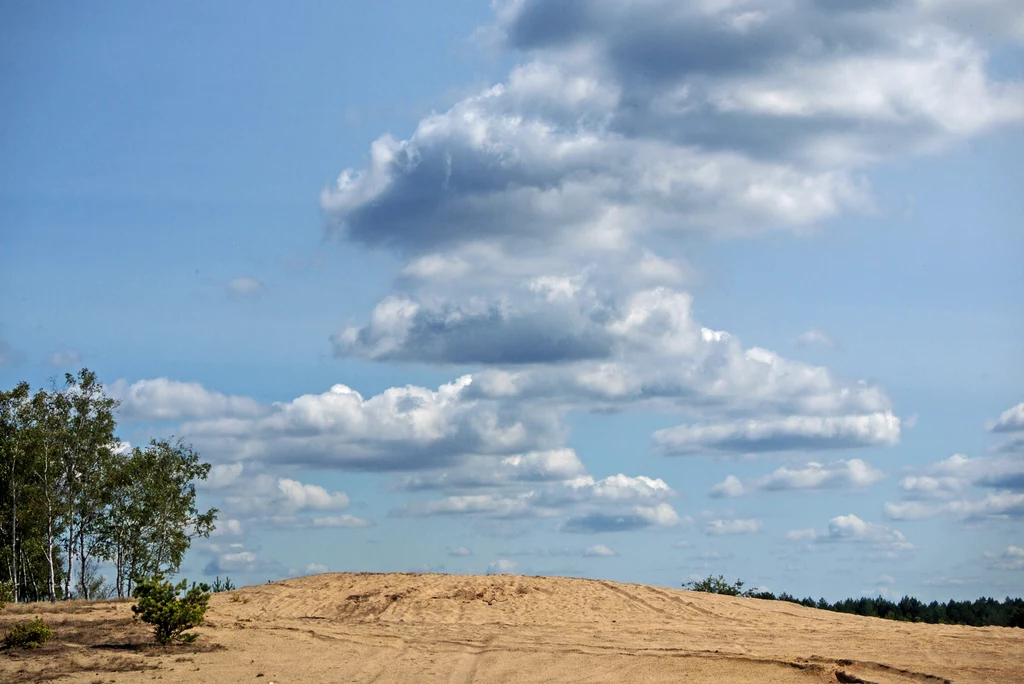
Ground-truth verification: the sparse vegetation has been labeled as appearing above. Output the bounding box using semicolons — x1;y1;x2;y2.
684;574;1024;627
682;574;748;596
210;576;236;593
3;618;52;649
131;574;211;645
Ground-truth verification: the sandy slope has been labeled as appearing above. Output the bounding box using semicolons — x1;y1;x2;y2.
2;572;1022;683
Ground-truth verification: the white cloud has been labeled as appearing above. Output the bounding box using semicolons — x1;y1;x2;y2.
487;559;518;574
655;412;900;456
305;563;329;574
228;277;263;295
992;546;1024;571
989;402;1024;432
397;449;586;491
110;378;266;422
277;478;350;511
703;518;763;535
179;376;562;470
711;459;884;497
209;519;245;539
583;544;617;557
448;546;473;557
886;451;1024;522
311;515;374;528
562;502;681;533
883;501;940;521
788;514;912;551
399;492;549;519
205;463;244;490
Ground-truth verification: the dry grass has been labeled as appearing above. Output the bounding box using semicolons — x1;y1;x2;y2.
3;598;130;616
1;597;221;682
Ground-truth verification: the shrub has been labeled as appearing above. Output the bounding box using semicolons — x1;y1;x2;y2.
682;574;748;596
131;574;211;645
0;580;14;610
210;576;235;593
3;618;52;649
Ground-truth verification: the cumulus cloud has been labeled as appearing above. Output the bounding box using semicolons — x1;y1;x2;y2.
583;544;617;557
110;378;267;422
200;541;282;576
504;544;617;557
305;562;329;574
655;412;900;456
179;376;562;471
989;402;1024;432
395;472;675;524
332;292;614;365
562;502;680;533
277;478;350;511
702;518;763;535
214;473;368;530
488;559;518;574
204;463;245;490
209;518;245;539
448;546;473;557
885;452;1024;521
397;492;550;519
311;515;374;528
326;0;1022;263
992;546;1024;571
396;449;586;491
787;514;912;551
710;459;884;497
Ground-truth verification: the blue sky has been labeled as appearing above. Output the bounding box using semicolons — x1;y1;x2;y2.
2;0;1022;601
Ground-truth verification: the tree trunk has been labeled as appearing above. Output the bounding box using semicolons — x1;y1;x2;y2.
10;479;17;603
78;531;88;600
44;521;55;602
64;495;73;600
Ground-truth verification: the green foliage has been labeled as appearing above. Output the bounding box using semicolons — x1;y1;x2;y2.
210;576;235;593
3;618;52;649
688;576;1024;628
131;574;211;645
682;574;748;596
0;370;217;603
0;580;14;609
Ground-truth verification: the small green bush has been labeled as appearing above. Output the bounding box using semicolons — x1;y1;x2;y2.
3;618;52;649
131;574;211;645
682;574;749;596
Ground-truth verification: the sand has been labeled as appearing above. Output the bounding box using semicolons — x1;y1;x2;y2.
2;572;1022;683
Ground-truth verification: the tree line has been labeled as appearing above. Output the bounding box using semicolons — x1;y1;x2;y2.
685;575;1024;627
752;591;1024;627
0;369;217;603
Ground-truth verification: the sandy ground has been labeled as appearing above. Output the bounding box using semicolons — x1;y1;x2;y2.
2;572;1022;683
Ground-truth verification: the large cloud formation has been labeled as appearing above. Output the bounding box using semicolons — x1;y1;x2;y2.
126;3;1024;552
324;0;1022;261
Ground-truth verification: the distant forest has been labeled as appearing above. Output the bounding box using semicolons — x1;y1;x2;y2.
684;575;1024;628
749;591;1024;628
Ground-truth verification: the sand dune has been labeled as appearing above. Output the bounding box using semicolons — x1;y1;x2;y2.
3;572;1022;683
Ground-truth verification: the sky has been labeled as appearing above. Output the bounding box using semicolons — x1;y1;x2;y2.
1;0;1022;602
